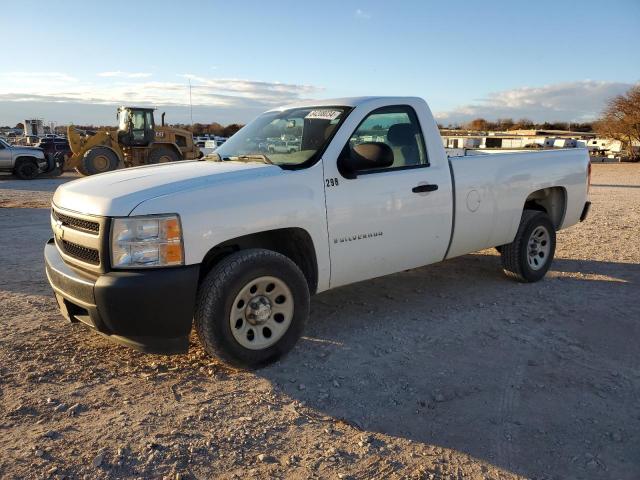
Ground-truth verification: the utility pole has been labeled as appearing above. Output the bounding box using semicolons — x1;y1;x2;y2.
189;79;193;125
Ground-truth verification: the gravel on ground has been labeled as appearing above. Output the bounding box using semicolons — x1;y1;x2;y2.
0;164;638;479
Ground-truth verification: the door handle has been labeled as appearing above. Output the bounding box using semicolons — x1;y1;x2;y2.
412;183;438;193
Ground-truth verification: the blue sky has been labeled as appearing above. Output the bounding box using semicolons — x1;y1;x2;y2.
1;0;638;126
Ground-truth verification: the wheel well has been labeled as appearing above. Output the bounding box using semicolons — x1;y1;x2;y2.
199;228;318;294
523;187;566;229
14;155;39;166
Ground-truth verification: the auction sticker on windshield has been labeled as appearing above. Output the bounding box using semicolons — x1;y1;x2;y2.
305;110;342;121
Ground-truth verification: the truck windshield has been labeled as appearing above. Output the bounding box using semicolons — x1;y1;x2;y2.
213;106;350;168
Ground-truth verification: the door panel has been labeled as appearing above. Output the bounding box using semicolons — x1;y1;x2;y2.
0;144;12;168
325;168;452;287
323;105;452;288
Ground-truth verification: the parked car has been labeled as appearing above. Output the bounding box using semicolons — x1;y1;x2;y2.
0;138;49;179
36;139;71;170
45;96;591;368
37;138;71;155
267;139;300;153
194;136;209;147
199;140;220;156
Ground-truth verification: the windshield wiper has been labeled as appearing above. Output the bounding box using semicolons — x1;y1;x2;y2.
203;153;273;165
228;154;273;165
202;152;221;162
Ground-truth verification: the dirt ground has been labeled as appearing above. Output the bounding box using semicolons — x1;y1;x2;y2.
0;164;638;480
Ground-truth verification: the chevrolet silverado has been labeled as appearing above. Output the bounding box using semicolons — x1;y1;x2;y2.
44;97;591;367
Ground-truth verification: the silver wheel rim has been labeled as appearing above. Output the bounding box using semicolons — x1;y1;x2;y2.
229;276;294;350
527;225;550;271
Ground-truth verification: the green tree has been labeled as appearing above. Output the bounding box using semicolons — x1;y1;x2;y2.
595;85;640;160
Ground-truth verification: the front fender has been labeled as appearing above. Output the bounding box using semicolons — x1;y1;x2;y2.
129;162;331;291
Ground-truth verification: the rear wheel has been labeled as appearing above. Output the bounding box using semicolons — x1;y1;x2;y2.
14;158;39;180
148;146;180;164
81;147;120;175
501;210;556;282
195;249;310;368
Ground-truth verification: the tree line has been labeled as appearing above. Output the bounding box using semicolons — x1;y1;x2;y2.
443;118;595;132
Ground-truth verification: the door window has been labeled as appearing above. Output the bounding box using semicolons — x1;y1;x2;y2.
131;111;146;141
347;106;428;171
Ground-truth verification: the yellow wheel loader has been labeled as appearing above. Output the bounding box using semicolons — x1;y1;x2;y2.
66;106;202;175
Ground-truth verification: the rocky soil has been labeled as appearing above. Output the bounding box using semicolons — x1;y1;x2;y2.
0;164;638;479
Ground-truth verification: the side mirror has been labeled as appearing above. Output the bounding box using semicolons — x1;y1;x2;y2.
339;142;394;178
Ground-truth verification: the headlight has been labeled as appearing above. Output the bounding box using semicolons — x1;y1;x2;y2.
111;214;184;268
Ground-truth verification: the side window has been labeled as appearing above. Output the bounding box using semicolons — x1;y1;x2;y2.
145;111;154;129
348;106;428;171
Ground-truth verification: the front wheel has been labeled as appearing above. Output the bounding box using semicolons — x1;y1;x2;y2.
501;210;556;282
14;159;39;180
81;147;120;175
195;249;310;368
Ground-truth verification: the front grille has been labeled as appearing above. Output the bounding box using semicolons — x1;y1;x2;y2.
58;238;100;265
52;209;100;235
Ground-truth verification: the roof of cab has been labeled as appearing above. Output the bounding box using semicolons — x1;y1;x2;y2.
268;96;425;112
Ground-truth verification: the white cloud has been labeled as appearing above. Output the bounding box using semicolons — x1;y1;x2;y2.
355;8;371;20
0;72;324;111
178;74;319;101
0;71;78;83
436;80;637;123
97;71;152;78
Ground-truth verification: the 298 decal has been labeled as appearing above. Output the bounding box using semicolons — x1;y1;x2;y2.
325;177;339;188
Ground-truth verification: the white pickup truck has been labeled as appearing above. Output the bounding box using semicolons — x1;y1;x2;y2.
45;97;591;367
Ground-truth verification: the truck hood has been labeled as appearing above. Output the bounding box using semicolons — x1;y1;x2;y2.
53;160;279;216
12;146;45;156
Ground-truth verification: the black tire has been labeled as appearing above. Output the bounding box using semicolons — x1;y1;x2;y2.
14;158;39;180
148;146;180;164
501;210;556;282
195;249;310;368
82;147;120;175
50;152;65;176
75;164;89;176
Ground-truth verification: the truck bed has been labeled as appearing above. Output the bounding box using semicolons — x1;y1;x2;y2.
446;148;590;259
